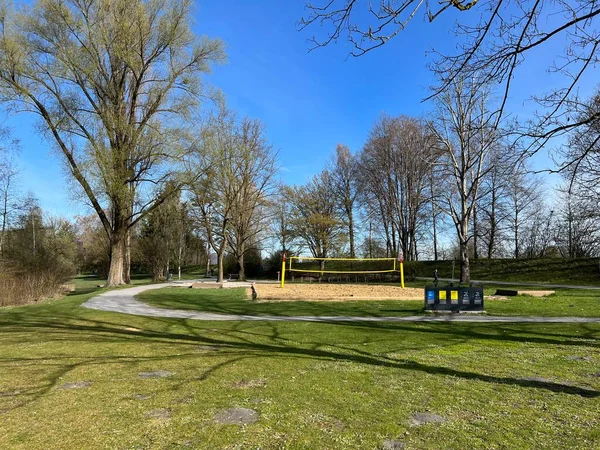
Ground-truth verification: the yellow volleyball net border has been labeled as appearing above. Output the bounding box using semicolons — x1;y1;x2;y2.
280;254;404;289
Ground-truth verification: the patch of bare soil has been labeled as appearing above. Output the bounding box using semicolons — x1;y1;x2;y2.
250;283;422;301
517;290;555;297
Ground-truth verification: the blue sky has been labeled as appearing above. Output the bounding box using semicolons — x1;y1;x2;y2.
4;0;592;219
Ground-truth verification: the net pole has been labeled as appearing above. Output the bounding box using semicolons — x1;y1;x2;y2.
400;261;405;289
281;252;286;288
398;251;405;289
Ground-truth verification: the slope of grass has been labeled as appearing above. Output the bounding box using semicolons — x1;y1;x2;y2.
0;281;599;449
138;286;600;318
406;257;600;285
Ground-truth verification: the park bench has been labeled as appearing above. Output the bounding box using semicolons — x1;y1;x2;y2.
227;273;239;281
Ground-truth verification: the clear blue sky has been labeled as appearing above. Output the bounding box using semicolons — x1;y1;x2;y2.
4;0;589;219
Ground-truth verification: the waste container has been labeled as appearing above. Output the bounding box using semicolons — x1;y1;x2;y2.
424;284;484;312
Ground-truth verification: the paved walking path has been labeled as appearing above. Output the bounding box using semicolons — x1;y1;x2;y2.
416;277;600;290
81;283;600;323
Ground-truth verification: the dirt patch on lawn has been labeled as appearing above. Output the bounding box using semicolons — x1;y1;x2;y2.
250;283;422;301
518;290;555;297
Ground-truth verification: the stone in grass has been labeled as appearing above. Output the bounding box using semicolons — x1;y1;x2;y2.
409;412;445;426
58;381;92;390
133;394;151;400
214;408;259;425
146;408;171;420
383;440;405;450
138;371;174;379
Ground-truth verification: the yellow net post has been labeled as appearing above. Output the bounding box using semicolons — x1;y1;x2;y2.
280;252;286;288
398;251;405;289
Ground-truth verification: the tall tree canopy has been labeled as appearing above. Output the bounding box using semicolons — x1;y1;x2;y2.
0;0;224;285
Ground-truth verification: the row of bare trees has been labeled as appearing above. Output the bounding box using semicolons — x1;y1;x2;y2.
296;0;600;282
279;74;600;282
187;108;278;282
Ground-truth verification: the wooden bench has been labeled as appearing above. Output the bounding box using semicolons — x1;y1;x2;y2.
227;273;239;281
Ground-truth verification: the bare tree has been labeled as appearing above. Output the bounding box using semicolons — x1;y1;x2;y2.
0;0;224;285
189;111;237;283
430;76;498;282
0;135;19;257
226;118;278;281
327;144;359;257
300;1;480;57
554;184;600;258
300;1;600;160
269;194;298;255
189;109;277;282
505;161;544;259
359;114;438;260
475;143;516;258
560;88;600;193
284;171;345;266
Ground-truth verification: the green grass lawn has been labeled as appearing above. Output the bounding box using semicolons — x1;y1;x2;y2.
138;285;600;318
0;279;599;449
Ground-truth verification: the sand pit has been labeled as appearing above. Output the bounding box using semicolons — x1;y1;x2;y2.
518;290;555;297
251;283;423;302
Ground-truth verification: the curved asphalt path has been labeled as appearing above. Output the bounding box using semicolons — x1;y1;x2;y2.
81;283;600;323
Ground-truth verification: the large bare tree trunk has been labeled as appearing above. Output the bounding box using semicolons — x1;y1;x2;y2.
107;234;126;286
123;229;131;284
432;208;438;261
472;203;479;260
460;239;470;283
459;219;470;283
514;216;520;259
217;251;224;283
236;239;246;280
238;251;246;281
487;196;496;259
205;242;211;277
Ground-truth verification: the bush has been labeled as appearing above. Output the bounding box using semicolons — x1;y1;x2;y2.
0;261;73;307
0;213;78;307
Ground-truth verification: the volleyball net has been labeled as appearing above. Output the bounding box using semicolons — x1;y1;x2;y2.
280;255;405;288
288;256;398;274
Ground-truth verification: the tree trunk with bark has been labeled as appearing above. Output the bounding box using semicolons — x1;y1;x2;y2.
107;232;126;286
217;249;225;283
123;228;131;284
237;242;246;281
348;208;355;258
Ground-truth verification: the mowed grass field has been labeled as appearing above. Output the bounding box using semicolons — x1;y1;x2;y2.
0;277;599;449
139;284;600;318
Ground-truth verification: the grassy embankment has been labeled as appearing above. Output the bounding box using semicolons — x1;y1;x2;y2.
405;257;600;285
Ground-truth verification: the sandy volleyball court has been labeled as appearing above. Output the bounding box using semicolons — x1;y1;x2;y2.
251;283;423;301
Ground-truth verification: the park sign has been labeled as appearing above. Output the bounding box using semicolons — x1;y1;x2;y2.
424;284;484;312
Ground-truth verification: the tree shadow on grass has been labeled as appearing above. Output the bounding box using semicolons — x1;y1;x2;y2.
140;289;427;319
0;309;598;414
